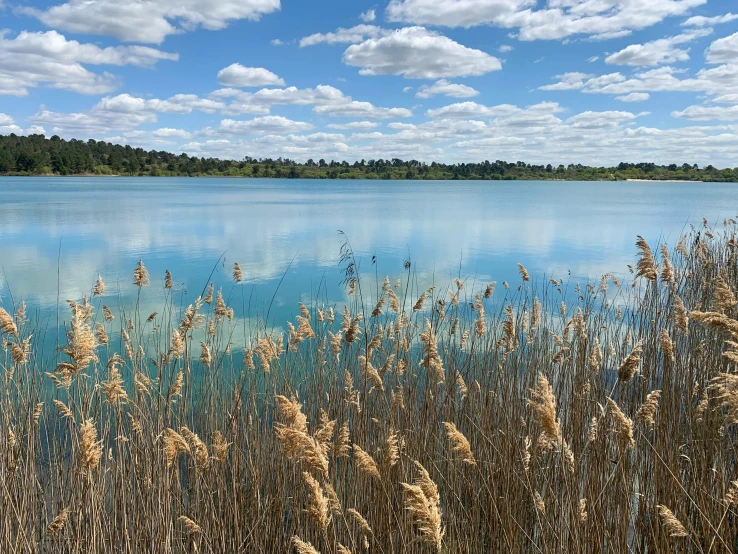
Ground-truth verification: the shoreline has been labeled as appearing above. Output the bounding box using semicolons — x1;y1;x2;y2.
0;174;718;183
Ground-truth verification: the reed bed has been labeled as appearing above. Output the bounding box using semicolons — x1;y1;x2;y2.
2;220;738;553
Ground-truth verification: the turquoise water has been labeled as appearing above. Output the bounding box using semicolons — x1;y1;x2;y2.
0;177;736;344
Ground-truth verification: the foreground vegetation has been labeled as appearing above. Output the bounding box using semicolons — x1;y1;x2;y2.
3;221;738;553
1;133;737;181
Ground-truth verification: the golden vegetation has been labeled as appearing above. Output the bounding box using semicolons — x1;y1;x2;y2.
2;222;738;553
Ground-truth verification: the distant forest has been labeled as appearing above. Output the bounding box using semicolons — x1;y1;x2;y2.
1;133;736;182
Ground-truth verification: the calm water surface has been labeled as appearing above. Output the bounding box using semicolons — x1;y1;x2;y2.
0;177;736;344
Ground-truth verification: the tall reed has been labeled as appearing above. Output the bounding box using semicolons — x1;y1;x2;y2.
2;221;738;553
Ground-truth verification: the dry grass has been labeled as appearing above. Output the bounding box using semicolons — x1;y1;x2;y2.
2;222;738;553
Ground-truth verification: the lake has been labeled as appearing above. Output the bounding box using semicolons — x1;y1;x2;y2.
0;177;736;348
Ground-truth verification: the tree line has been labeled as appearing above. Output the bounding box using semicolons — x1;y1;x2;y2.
1;133;736;182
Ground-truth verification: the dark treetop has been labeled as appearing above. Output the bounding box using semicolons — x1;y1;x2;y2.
1;133;736;182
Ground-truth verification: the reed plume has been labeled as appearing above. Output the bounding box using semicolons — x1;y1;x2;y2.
0;307;18;336
617;339;643;382
402;461;443;552
607;398;634;451
657;505;688;538
528;374;561;444
233;262;242;283
420;319;445;384
714;274;737;312
93;274;106;296
353;444;380;479
347;508;372;535
636;390;661;427
635;236;657;282
291;536;321;554
78;419;103;473
443;422;476;465
46;508;69;536
133;260;150;287
178;516;202;535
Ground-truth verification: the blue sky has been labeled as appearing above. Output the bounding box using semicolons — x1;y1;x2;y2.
1;0;737;166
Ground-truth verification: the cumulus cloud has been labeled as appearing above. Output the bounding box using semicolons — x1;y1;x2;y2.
153;128;192;138
326;121;379;129
0;30;177;96
540;63;738;98
0;113;22;134
426;101;563;122
300;25;386;47
26;0;281;44
28;93;226;134
616;92;650;102
415;79;479;98
539;72;593;91
671;104;738;121
360;9;376;22
566;110;644;129
26;125;46;135
343;26;501;79
215;116;314;135
683;13;738;27
314;101;413;119
499;44;513;52
705;32;738;64
385;0;706;41
713;94;738;104
604;29;712;66
211;84;411;119
217;64;285;87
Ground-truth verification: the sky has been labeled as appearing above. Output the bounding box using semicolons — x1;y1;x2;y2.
0;0;738;167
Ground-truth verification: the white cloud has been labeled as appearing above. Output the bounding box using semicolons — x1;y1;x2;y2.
616;92;650;102
566;110;644;129
314;101;413;119
29;92;226;135
360;9;376;22
385;0;707;41
326;121;379;129
671;104;738;121
300;25;386;47
0;113;13;125
0;30;177;96
415;79;479;98
271;39;284;45
26;125;46;135
683;13;738;27
26;0;281;44
587;56;599;62
216;116;314;135
541;64;738;98
539;72;593;91
426;101;562;121
343;26;501;79
209;84;413;120
713;94;738;104
604;29;712;66
217;64;285;87
426;101;518;118
499;44;513;52
387;122;416;130
97;93;224;114
706;32;738;64
403;86;413;92
153;128;192;138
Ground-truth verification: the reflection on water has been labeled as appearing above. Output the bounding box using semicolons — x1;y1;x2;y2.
0;177;735;335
